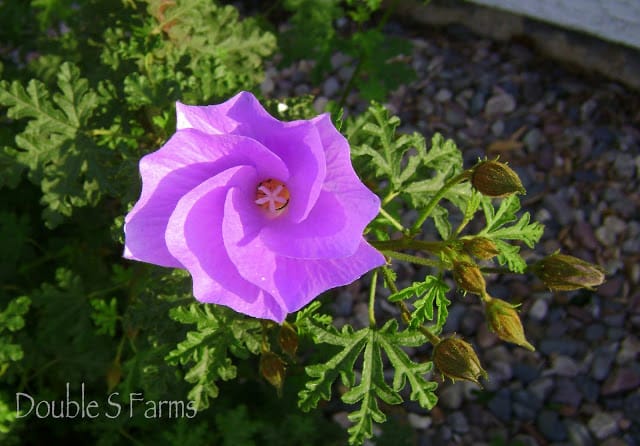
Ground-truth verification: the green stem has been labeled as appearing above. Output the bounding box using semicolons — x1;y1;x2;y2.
411;171;472;232
368;269;378;327
371;238;445;253
382;190;400;206
379;207;405;232
380;250;439;268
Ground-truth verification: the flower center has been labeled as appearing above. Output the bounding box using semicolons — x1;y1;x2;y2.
255;179;290;214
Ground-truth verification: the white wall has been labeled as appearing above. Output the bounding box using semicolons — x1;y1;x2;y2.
470;0;640;49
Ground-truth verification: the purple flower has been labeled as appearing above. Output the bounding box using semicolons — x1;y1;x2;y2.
124;91;384;322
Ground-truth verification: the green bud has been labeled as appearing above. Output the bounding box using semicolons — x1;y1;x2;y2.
484;297;535;351
260;351;286;396
462;237;499;260
433;336;487;385
453;261;486;295
278;322;298;358
530;252;605;291
471;160;525;197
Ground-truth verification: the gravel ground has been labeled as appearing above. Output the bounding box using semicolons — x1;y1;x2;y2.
261;20;640;446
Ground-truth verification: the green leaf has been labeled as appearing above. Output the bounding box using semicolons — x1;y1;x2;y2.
90;298;118;337
0;296;30;369
379;325;438;410
298;322;368;411
410;276;450;331
493;239;527;273
478;195;544;272
347;108;466;239
0;296;30;333
165;304;262;410
388;281;432;303
0;63;107;227
342;329;401;445
298;318;438;445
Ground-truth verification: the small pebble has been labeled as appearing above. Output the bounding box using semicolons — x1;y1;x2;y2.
588;412;619;440
485;93;516;116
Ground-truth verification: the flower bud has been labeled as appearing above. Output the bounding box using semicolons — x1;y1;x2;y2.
278;322;298;358
462;237;499;260
530;252;605;291
484;297;535;351
260;351;286;396
471;160;525;197
433;336;487;385
453;261;486;295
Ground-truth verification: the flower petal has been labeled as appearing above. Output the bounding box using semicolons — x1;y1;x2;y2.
258;114;382;259
260;191;351;259
176;92;277;135
177;92;326;222
124;128;288;267
165;165;285;321
223;188;385;316
312;113;380;223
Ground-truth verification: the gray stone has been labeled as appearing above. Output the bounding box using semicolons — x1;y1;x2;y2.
511;435;538;446
332;290;353;317
407;413;432;430
439;382;465;410
617;335;640;364
434;88;452;102
485;93;516;116
539;337;582;356
512;362;540;384
459;309;483;336
591;342;619;381
443;304;466;332
322;76;341;97
613;153;636;179
624;391;640;424
488;388;511;422
537;410;567;442
549;355;580;377
566;419;594;446
588;411;618;440
447;411;469;434
550;377;582;408
602;366;640;395
528;297;548;321
337;65;355;82
469;90;486;114
330;51;351;69
523;127;543;152
585;323;606;342
573;220;600;250
528;377;554;402
260;76;275;95
575;375;600;402
444;102;466;127
602;439;630;446
490;119;505;136
332;411;351;429
595;215;627;246
512;389;539;421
